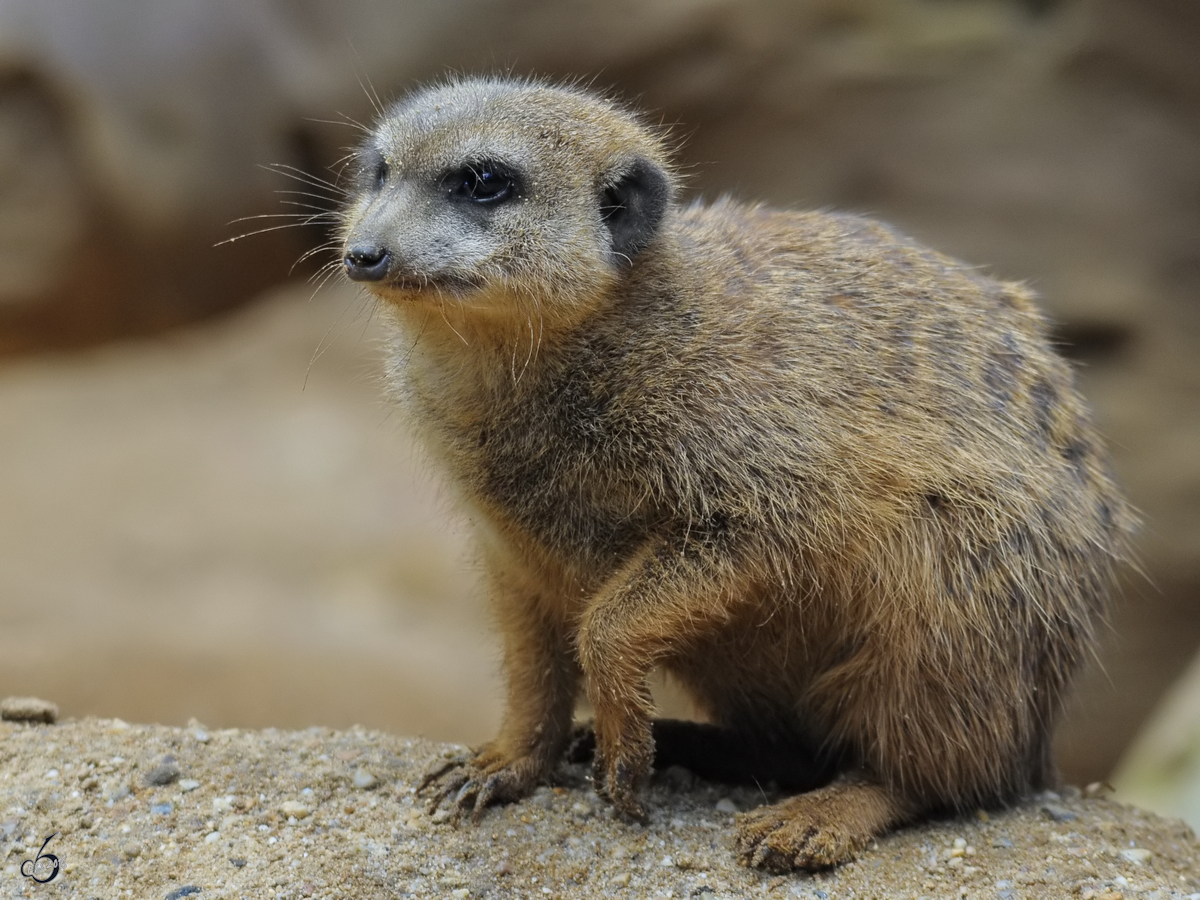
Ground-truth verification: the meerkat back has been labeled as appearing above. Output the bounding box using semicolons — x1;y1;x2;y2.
339;76;1133;871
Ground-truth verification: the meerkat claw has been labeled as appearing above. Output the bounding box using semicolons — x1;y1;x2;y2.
416;755;469;796
472;773;507;817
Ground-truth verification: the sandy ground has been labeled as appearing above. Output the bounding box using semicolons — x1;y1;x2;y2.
0;714;1197;900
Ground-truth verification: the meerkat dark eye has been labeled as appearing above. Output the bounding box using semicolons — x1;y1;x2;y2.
357;149;388;193
446;162;515;204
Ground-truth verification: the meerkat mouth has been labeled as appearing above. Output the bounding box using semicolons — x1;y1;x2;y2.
369;272;486;299
342;244;486;298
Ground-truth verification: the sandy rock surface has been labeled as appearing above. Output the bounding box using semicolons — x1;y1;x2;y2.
1;717;1197;900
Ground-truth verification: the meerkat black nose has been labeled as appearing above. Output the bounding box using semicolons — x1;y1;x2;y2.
344;244;391;282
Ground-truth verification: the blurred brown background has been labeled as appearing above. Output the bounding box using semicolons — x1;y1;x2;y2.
1;0;1198;819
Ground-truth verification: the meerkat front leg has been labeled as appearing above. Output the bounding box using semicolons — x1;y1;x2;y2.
576;537;738;821
423;564;580;820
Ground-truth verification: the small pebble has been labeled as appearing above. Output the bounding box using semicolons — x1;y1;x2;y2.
610;872;631;886
352;768;378;790
179;779;201;793
204;831;221;843
659;765;696;791
230;858;247;868
165;887;202;900
1041;804;1077;822
145;760;181;786
151;801;174;815
0;696;58;724
1119;847;1151;864
715;798;738;813
279;801;310;819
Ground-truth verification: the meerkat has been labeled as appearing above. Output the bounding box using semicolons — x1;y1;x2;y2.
338;76;1132;871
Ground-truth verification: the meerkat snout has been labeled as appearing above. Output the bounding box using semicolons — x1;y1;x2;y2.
343;244;389;282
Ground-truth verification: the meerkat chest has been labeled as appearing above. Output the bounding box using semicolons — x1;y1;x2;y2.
407;351;665;569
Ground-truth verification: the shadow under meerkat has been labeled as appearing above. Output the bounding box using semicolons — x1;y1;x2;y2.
339;76;1133;871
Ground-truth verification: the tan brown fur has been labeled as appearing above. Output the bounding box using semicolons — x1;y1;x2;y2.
339;76;1133;871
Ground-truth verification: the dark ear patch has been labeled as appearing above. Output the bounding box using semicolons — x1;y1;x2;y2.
600;157;670;263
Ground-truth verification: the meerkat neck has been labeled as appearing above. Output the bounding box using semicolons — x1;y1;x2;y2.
380;290;580;397
383;239;681;387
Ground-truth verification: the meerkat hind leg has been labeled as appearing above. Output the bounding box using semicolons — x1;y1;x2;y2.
735;777;913;872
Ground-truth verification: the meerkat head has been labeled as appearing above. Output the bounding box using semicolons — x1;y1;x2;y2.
340;77;675;321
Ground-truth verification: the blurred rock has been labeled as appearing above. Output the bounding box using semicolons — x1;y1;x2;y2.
0;695;59;723
1113;646;1200;831
0;74;86;305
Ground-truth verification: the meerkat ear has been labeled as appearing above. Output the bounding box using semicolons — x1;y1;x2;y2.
600;157;671;263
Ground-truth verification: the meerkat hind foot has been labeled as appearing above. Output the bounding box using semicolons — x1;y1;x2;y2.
735;778;911;872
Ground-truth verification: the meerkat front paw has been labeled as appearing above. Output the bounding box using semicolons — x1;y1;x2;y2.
591;719;654;823
417;743;544;823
